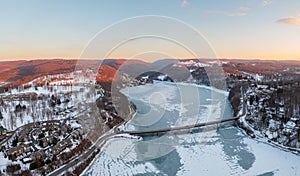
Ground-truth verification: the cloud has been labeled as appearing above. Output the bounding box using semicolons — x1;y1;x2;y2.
262;0;272;6
239;6;251;12
181;0;188;7
226;6;250;17
276;17;300;26
226;12;247;17
207;6;251;17
226;6;251;17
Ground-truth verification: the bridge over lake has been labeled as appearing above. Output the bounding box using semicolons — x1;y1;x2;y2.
121;116;239;136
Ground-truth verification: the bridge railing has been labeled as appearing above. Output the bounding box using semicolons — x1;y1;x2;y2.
122;116;239;135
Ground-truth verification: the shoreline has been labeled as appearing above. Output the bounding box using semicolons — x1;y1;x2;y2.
79;101;137;176
237;114;300;155
230;86;300;155
79;133;141;176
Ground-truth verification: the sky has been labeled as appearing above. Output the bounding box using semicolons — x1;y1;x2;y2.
1;0;300;61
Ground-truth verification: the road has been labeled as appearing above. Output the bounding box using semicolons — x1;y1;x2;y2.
48;115;239;176
48;104;136;176
48;131;115;176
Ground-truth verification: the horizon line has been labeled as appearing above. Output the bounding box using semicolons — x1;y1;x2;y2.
1;57;300;63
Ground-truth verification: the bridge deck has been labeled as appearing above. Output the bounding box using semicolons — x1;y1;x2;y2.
123;117;239;135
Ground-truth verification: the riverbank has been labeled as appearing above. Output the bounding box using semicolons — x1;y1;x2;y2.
237;114;300;155
229;83;300;155
76;100;137;176
75;92;136;175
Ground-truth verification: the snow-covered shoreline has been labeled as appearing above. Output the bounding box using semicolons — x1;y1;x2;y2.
238;114;300;155
80;100;138;175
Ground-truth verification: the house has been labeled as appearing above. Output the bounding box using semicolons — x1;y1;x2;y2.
18;126;31;142
59;126;68;136
7;148;19;158
59;124;73;136
40;136;57;148
52;141;67;155
22;157;33;164
72;129;84;139
40;138;48;148
7;144;32;159
31;150;46;162
23;144;32;153
36;129;44;138
0;126;7;136
19;134;29;142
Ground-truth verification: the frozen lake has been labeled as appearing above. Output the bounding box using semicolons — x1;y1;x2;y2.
84;82;300;176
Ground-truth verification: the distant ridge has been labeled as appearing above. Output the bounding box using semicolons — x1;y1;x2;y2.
152;59;179;70
1;58;300;88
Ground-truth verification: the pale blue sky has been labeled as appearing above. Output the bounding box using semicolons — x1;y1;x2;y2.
1;0;300;61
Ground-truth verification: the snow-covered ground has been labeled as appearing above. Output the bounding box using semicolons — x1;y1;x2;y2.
179;60;211;67
0;72;101;131
244;84;300;149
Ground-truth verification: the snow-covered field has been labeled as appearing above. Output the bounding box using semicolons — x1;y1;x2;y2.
0;72;101;131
